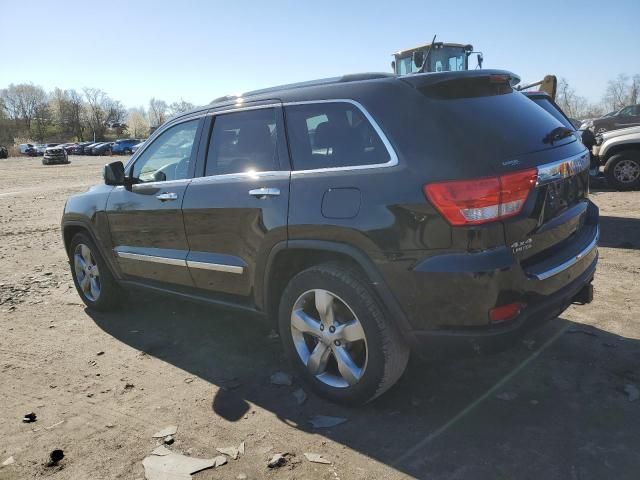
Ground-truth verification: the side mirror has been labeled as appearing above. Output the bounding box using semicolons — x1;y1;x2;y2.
103;161;125;186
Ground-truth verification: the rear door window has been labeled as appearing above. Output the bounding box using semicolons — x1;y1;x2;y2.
285;102;390;170
205;108;279;176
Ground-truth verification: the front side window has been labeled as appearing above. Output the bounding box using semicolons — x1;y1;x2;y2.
205;108;278;176
132;119;199;183
285;102;390;171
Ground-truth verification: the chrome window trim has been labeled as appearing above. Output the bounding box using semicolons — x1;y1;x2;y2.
131;178;192;190
186;260;244;274
191;98;399;181
125;113;207;172
284;99;399;175
114;251;186;267
528;226;599;281
191;170;289;185
207;103;281;117
536;150;590;186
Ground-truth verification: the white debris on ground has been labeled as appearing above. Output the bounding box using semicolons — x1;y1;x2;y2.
152;425;178;438
304;452;331;464
309;415;348;428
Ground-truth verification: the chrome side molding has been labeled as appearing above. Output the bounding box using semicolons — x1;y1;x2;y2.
114;249;244;274
186;260;244;274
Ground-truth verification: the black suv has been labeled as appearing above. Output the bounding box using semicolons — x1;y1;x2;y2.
62;70;598;405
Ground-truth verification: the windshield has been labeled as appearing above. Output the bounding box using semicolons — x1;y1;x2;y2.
396;46;467;74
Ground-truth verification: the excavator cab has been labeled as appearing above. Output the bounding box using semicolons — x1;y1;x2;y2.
392;42;482;75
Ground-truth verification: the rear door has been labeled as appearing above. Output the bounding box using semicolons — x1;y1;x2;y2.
106;117;203;287
181;103;290;298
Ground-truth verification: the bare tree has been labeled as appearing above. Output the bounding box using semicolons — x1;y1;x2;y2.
83;88;124;140
555;78;589;119
0;83;47;129
601;73;640;112
168;99;195;116
148;98;168;127
126;107;149;138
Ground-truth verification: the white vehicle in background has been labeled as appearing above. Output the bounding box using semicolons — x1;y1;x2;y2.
131;140;145;153
19;143;34;154
592;126;640;190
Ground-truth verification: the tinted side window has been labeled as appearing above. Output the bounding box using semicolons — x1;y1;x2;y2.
531;97;574;130
285;102;390;171
132;119;199;183
205;108;278;176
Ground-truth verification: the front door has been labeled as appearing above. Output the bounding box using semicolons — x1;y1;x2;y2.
106;117;203;287
181;105;290;299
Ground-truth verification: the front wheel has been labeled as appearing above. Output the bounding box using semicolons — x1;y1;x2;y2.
278;263;409;405
69;232;122;311
605;151;640;190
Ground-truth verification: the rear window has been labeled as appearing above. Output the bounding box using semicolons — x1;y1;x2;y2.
284;102;390;171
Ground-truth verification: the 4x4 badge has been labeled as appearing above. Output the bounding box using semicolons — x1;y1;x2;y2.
511;238;533;254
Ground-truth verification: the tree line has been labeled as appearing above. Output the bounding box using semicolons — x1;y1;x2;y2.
0;83;195;146
2;73;639;147
555;73;639;120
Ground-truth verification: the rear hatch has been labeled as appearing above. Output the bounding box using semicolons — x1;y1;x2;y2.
405;71;595;271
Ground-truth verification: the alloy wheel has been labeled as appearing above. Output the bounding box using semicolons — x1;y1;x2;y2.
290;289;368;388
613;159;640;184
73;244;101;301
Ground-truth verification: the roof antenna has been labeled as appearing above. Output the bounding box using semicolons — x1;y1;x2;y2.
418;34;437;73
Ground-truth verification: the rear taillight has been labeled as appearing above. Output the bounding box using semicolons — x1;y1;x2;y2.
424;169;537;226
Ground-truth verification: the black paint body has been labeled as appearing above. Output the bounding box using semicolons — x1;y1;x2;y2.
62;70;598;352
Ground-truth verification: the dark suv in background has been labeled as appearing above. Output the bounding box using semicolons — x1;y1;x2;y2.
592;104;640;134
62;70;598;404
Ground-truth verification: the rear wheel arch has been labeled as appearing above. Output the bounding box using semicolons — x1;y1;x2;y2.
260;240;415;344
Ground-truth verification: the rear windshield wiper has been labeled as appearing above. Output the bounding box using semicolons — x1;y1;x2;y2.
543;126;575;145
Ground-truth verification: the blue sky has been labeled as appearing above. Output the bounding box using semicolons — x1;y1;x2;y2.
2;0;638;108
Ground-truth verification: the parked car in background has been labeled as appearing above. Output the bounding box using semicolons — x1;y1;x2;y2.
592;105;640;134
592;126;640;190
26;144;47;156
84;143;104;155
111;139;140;155
42;145;70;165
60;143;78;155
131;141;145;153
91;142;115;155
19;143;34;154
62;70;598;404
74;142;98;154
0;145;8;159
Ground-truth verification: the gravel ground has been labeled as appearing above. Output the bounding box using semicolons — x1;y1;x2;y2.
0;155;639;480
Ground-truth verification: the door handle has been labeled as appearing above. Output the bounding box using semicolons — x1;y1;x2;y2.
156;192;178;201
249;188;280;198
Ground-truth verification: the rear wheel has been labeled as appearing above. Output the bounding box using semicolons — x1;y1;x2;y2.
278;263;409;405
69;232;121;311
605;151;640;190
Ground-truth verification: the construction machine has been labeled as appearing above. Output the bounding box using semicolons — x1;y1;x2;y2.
391;36;483;75
391;36;557;101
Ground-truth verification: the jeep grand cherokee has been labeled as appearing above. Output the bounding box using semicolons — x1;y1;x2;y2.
61;70;598;405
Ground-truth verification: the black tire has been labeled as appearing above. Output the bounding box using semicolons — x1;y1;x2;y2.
278;263;409;405
604;151;640;191
69;232;122;311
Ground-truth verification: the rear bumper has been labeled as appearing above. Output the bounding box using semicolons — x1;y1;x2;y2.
380;201;599;353
410;254;596;355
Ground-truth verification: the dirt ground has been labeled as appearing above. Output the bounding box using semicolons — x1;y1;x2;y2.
1;155;639;480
